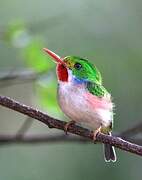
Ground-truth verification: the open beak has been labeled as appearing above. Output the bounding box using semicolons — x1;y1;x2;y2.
43;48;65;65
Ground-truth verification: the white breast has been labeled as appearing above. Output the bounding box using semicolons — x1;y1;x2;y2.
58;81;113;130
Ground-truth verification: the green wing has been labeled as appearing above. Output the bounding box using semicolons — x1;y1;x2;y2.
86;81;108;97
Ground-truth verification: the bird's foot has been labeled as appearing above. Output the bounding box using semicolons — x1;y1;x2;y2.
64;120;75;135
93;126;102;143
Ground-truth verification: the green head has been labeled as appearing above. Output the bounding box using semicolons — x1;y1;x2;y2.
43;48;102;84
63;56;102;84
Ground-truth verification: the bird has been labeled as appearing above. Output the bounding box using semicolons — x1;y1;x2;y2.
43;48;116;162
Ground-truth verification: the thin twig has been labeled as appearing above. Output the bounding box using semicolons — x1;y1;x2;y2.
0;69;38;88
16;117;34;137
0;133;141;146
120;123;142;138
122;137;142;146
0;134;88;145
0;95;142;156
0;69;38;81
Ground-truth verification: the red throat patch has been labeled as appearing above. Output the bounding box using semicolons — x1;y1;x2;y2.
57;64;68;82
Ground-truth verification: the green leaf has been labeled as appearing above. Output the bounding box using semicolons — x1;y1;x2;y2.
23;39;54;73
4;21;27;42
35;76;60;112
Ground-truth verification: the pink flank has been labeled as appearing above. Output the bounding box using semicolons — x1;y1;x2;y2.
84;92;113;110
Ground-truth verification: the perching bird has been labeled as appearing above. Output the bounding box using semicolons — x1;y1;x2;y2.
43;48;116;162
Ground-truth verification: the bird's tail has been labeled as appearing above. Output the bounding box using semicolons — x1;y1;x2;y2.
103;132;116;162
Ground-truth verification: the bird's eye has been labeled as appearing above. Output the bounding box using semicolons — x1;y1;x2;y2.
74;63;82;70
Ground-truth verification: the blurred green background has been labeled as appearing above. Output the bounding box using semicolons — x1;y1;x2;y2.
0;0;142;179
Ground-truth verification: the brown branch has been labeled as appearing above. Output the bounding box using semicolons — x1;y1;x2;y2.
0;95;142;156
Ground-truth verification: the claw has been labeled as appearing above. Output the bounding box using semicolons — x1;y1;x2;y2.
64;121;75;135
93;126;102;143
